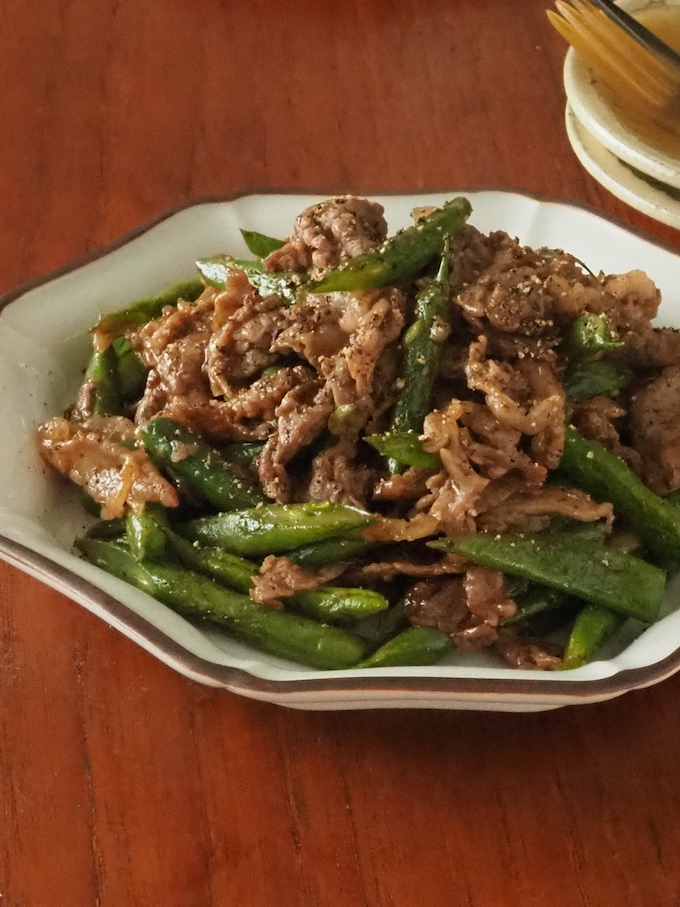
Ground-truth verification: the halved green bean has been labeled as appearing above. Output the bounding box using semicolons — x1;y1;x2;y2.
139;417;268;512
308;197;472;293
364;431;441;470
562;604;626;670
125;506;168;563
77;538;367;670
389;245;450;442
93;277;204;337
181;502;375;557
358;626;453;668
432;531;666;623
560;426;680;564
80;346;122;416
196;255;303;305
112;337;149;400
240;229;285;258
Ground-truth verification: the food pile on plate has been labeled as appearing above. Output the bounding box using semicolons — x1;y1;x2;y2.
36;195;680;671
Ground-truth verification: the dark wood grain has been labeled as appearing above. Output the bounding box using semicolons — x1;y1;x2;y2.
2;1;680;905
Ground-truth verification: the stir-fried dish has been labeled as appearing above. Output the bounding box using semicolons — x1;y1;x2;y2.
36;196;680;671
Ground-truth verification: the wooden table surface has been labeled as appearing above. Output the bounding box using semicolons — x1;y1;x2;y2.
3;1;680;905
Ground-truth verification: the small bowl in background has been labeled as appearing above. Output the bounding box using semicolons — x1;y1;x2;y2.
566;104;680;228
563;0;680;223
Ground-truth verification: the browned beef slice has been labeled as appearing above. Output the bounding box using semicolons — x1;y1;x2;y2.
629;365;680;495
264;196;388;273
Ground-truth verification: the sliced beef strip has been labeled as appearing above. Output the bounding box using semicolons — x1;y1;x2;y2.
628;364;680;495
404;567;516;652
452;230;601;337
476;485;613;534
205;291;288;392
249;555;336;606
594;270;661;336
458;402;546;484
37;416;178;519
417;400;491;535
405;576;470;636
258;288;405;503
305;439;375;509
494;627;562;670
570;396;643;477
465;337;566;469
619;325;680;371
272;295;351;368
342;289;405;398
130;292;216;368
264;196;388;273
373;467;433;502
360;555;467;582
453;566;517;650
257;381;334;502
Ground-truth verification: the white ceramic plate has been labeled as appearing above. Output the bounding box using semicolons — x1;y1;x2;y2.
3;190;680;712
562;0;680;192
566;105;680;229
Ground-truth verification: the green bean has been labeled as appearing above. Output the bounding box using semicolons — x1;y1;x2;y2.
93;277;204;338
181;502;375;557
196;255;303;305
112;337;149;401
563;358;631;401
308;197;472;293
364;431;441;470
159;521;388;624
666;489;680;509
503;574;531;600
358;626;453;668
568;312;623;358
287;587;388;624
560;426;680;565
125;506;168;562
353;599;409;649
240;229;285;258
547;515;610;543
432;531;666;623
328;404;366;438
285;535;377;568
77;539;367;670
139;417;268;511
80;346;122;416
84;516;126;540
165;528;256;592
562;604;626;670
219;441;265;468
389;245;450;443
503;584;573;626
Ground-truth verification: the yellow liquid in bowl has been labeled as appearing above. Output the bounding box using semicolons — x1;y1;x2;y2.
638;5;680;52
600;5;680;159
